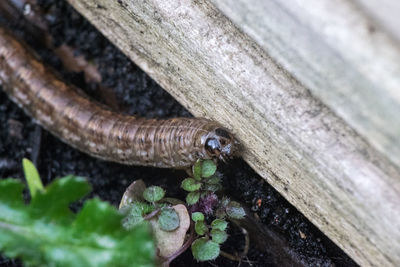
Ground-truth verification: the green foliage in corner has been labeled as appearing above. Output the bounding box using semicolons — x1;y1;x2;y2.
0;159;155;267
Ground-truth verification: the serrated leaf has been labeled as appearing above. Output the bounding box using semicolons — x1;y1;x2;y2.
149;204;190;258
211;219;228;231
186;192;200;205
0;179;26;224
211;229;228;244
205;176;221;185
0;178;24;205
158;207;180;232
181;178;202;192
226;201;246;219
0;177;155;267
29;176;91;221
191;237;220;262
215;207;226;219
192;160;202;180
191;212;204;222
143;186;165;202
122;202;155;230
195;221;208;235
73;198;125;233
22;158;44;198
203;183;221;192
201;160;216;178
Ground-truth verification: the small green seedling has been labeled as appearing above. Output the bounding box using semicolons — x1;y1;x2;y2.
120;159;247;265
190;212;230;261
22;158;44;197
182;159;245;262
181;159;223;205
122;185;180;232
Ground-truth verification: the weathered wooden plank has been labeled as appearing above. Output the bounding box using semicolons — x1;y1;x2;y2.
356;0;400;42
211;0;400;169
66;0;400;266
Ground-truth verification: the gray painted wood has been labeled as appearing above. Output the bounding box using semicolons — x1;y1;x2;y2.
356;0;400;42
212;0;400;169
67;0;400;266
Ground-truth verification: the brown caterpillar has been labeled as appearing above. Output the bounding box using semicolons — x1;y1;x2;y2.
0;26;240;168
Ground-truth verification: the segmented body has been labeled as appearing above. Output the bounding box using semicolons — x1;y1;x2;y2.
0;26;231;168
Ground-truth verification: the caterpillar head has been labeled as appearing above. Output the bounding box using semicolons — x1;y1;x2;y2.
204;128;240;162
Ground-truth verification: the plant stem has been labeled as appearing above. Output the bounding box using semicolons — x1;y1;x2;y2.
220;224;250;262
162;221;196;267
143;208;160;220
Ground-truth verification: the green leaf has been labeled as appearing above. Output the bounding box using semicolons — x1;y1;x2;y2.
191;237;220;261
158;207;180;232
220;196;230;207
30;175;91;221
121;202;154;230
203;183;221;192
226;201;246;219
191;212;205;222
215;208;226;219
0;178;24;205
201;160;216;178
186;192;200;205
181;178;202;192
205;176;221;185
0;177;155;267
143;186;165;202
149;204;190;258
211;229;228;244
192;160;202;180
0;179;26;224
195;221;208;236
211;219;228;231
22;158;44;198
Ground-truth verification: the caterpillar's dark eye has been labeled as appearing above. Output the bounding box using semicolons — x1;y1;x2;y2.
203;127;239;161
205;138;220;155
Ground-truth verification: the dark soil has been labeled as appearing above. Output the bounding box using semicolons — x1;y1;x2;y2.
0;1;357;266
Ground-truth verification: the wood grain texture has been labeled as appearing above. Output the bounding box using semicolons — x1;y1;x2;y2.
66;0;400;266
212;0;400;169
355;0;400;42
